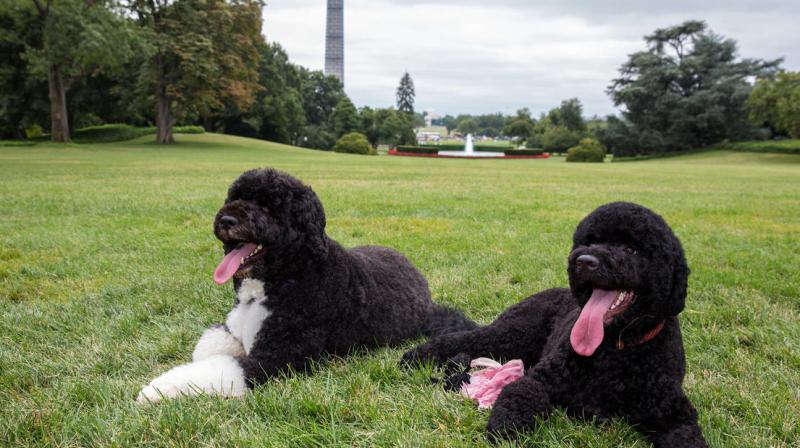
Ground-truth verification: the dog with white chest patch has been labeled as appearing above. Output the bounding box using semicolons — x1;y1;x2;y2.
137;168;476;403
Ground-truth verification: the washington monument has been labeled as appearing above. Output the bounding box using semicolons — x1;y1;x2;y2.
325;0;344;85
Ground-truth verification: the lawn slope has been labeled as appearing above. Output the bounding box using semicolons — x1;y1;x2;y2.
1;134;798;447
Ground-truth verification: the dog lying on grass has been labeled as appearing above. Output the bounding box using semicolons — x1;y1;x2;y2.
403;202;707;447
137;168;475;403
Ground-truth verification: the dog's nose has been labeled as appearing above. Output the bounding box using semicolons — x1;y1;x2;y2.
219;215;238;228
576;254;600;271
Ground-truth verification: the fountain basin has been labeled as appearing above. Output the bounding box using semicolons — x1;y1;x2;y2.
387;149;550;159
437;150;505;157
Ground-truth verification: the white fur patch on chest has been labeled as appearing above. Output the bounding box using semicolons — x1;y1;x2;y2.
226;278;271;355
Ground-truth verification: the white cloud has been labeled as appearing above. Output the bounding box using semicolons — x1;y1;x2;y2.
263;1;800;116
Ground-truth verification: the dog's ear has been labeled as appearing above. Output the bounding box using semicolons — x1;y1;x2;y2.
660;240;689;317
290;188;328;259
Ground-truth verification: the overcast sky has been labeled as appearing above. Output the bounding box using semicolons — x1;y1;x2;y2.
262;0;800;117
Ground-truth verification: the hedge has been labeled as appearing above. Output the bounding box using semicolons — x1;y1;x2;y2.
504;149;543;156
396;146;440;154
712;139;800;155
18;124;207;144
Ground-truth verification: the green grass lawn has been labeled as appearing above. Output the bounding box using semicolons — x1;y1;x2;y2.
1;134;798;447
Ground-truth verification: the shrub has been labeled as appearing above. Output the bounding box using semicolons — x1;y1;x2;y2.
566;138;606;163
72;124;155;143
541;126;582;153
69;124;204;143
174;125;205;134
332;132;375;155
525;133;542;149
75;113;104;129
25;124;43;139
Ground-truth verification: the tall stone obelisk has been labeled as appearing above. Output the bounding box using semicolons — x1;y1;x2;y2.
325;0;344;85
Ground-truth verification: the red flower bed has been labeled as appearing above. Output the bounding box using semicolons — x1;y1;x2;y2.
387;149;551;159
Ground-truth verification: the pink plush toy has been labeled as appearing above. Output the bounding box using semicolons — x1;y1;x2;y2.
460;358;525;409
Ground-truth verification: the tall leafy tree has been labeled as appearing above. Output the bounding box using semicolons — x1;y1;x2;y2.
608;20;781;152
457;117;478;135
549;98;586;133
26;0;138;142
0;0;48;139
330;96;359;138
504;119;534;142
127;0;262;144
358;107;414;147
300;69;345;127
504;108;536;142
396;71;415;114
747;71;800;138
251;42;305;144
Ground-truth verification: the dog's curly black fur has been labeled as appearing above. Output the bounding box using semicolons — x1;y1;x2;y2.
213;168;476;386
402;202;707;447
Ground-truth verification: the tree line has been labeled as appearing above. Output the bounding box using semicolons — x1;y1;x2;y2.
0;0;418;149
1;6;797;155
431;21;797;156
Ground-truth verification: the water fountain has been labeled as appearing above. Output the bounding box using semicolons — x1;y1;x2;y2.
438;134;504;157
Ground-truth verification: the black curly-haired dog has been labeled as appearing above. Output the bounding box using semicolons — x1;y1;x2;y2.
403;202;707;447
137;168;475;403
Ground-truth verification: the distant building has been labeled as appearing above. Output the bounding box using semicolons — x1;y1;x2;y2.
415;126;449;143
423;109;440;128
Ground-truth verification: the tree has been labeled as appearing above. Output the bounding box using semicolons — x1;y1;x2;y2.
26;0;138;142
396;71;415;114
330;96;360;138
251;42;305;144
457;117;478;135
300;69;345;126
299;124;336;151
608;20;781;153
540;126;581;153
364;107;415;146
550;98;586;133
748;71;800;138
128;0;262;144
439;114;458;131
0;0;48;139
504;108;536;142
505;119;534;142
358;106;379;147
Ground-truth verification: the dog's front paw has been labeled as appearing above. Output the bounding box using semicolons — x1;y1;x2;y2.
136;379;181;404
401;343;442;367
485;376;550;443
192;325;244;361
485;405;524;443
135;355;247;405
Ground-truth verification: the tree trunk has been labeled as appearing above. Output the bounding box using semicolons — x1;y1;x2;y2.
202;115;216;133
155;82;175;144
48;64;70;143
156;96;175;144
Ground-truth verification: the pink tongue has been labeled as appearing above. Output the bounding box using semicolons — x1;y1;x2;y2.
570;289;620;357
213;243;258;284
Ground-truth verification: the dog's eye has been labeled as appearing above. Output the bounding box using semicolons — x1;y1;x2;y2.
624;246;638;255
